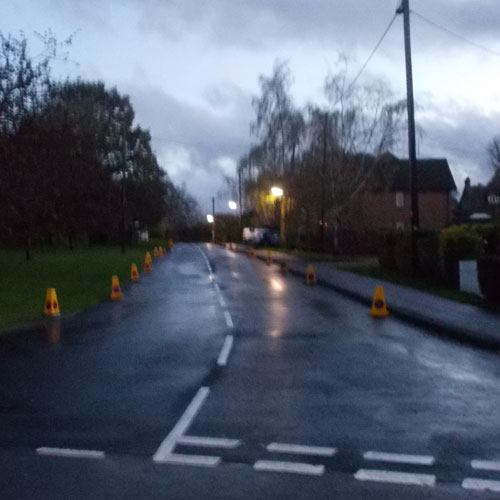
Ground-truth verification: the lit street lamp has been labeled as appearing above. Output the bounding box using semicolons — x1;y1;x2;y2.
270;186;285;247
271;186;284;197
206;214;214;223
228;200;238;210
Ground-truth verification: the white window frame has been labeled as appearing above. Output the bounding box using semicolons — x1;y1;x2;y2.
395;191;404;208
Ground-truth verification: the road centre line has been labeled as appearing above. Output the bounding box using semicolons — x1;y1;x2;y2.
267;443;336;457
177;435;240;449
217;335;234;366
153;387;210;462
354;469;436;487
224;310;234;329
471;459;500;471
254;460;325;476
36;447;105;459
363;451;434;466
462;478;500;492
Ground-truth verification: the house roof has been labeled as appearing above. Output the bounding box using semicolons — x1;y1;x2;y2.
368;154;457;192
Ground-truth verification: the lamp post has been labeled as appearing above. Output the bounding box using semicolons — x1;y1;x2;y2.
271;186;285;247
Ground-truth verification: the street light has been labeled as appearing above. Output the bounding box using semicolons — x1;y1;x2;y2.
206;214;214;223
228;200;238;210
271;186;284;197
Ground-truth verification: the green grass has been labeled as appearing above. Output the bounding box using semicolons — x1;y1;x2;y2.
0;242;168;330
340;263;486;307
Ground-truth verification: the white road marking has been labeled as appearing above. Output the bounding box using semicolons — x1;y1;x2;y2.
267;443;336;457
224;310;234;329
36;448;105;459
177;435;240;449
214;283;226;307
160;453;220;467
471;459;500;471
153;387;210;462
462;478;500;492
196;245;212;273
217;335;234;366
363;451;434;466
354;469;436;486
254;460;324;476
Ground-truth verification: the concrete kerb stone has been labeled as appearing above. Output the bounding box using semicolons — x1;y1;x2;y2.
234;244;500;354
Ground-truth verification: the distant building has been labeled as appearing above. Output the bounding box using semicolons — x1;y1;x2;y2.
344;153;457;233
455;177;500;223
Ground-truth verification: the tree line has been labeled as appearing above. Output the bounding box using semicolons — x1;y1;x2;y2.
0;32;200;257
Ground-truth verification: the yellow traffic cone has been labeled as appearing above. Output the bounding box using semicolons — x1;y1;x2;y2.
168;238;174;250
279;261;288;273
153;247;159;258
43;288;60;317
143;253;152;273
145;251;152;264
110;275;124;301
305;264;317;285
266;250;272;266
370;285;389;317
131;263;140;281
249;248;255;259
159;247;164;257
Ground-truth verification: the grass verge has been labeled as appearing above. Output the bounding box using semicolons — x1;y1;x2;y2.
0;242;167;330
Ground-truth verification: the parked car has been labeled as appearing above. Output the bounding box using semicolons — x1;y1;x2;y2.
243;227;280;247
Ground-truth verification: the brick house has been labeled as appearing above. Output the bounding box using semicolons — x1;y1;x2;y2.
344;153;457;233
455;177;500;223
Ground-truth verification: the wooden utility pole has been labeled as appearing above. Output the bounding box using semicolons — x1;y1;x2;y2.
398;0;419;273
320;112;328;252
238;167;243;241
212;196;216;244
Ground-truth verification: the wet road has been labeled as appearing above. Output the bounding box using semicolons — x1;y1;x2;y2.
1;243;500;499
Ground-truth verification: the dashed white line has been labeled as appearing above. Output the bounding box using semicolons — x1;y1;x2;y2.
224;310;234;329
153;387;210;462
267;443;336;457
214;283;226;307
177;435;240;449
160;453;220;468
354;469;436;486
363;451;434;466
36;447;105;459
217;335;234;366
471;459;500;471
254;460;325;476
462;478;500;492
196;245;212;273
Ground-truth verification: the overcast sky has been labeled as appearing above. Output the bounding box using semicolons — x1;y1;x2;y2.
3;0;500;213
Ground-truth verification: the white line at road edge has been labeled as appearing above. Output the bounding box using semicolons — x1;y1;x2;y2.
153;387;210;462
462;478;500;492
36;448;105;459
177;435;240;449
196;245;212;273
267;443;336;457
224;310;234;329
354;469;436;487
363;451;434;466
217;335;234;366
471;459;500;471
254;460;325;476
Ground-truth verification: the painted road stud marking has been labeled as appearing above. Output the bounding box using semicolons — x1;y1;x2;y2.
177;435;240;449
471;459;500;471
224;310;234;328
363;451;434;466
354;469;436;486
462;478;500;492
267;443;336;457
254;460;324;476
36;448;105;459
153;387;210;462
217;335;234;366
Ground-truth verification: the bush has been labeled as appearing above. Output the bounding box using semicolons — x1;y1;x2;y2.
442;225;483;260
477;256;500;303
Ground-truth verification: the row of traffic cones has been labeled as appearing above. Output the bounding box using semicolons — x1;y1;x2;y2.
44;240;175;316
238;246;389;318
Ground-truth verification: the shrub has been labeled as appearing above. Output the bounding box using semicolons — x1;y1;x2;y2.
477;256;500;303
442;225;483;260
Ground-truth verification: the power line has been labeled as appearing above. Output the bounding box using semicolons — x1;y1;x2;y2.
412;9;500;58
348;13;398;90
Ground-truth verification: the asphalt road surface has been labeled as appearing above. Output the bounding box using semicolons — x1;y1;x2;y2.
1;243;500;499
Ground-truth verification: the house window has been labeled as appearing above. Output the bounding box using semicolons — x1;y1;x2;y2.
396;222;405;231
395;191;404;208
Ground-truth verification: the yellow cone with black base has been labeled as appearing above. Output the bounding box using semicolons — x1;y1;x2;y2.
249;248;255;259
305;264;317;285
131;263;140;281
370;285;389;317
43;288;60;316
110;275;124;301
143;252;152;273
280;261;288;274
266;250;272;266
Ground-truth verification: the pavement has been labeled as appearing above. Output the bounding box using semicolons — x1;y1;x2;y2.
2;243;500;499
233;244;500;352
